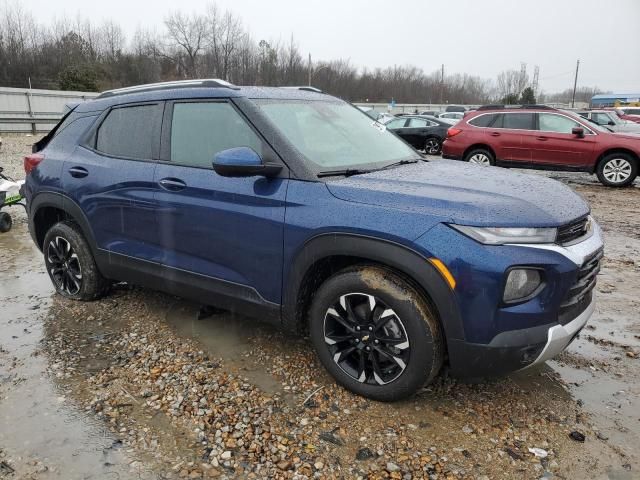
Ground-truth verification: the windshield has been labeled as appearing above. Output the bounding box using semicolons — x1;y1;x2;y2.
256;100;419;172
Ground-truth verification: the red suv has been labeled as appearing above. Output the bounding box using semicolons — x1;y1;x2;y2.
442;105;640;187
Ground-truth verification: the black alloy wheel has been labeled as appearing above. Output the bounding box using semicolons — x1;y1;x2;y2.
323;292;410;385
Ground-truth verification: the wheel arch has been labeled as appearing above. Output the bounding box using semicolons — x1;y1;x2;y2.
30;192;98;254
594;148;639;174
282;233;464;345
462;143;496;161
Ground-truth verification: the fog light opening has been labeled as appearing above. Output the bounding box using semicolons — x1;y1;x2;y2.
503;268;542;303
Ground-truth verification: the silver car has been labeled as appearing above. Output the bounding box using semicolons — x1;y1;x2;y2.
576;110;640;134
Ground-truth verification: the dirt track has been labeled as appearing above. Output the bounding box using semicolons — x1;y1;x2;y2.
1;134;638;479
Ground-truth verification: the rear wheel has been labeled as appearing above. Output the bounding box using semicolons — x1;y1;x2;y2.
309;266;444;401
596;153;637;187
0;211;12;233
424;137;442;155
43;221;109;300
464;148;495;166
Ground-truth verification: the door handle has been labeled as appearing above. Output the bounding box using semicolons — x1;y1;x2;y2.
158;177;187;191
536;136;548;141
489;132;501;137
68;166;89;178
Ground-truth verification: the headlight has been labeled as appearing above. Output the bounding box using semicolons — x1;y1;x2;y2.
503;268;542;302
450;225;557;245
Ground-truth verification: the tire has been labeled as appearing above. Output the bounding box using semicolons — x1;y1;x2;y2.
463;148;495;166
309;266;444;401
424;137;442;155
0;211;12;233
596;153;637;187
43;221;109;301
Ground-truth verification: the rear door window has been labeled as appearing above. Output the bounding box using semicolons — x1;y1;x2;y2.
407;118;429;128
169;102;263;169
502;113;535;130
96;104;162;159
385;118;408;129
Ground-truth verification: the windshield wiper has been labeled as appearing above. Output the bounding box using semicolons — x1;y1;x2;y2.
380;159;421;170
317;168;377;177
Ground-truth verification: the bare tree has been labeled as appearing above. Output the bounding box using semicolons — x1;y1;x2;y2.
164;11;208;78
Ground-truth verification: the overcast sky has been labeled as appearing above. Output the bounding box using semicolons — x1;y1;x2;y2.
17;0;640;93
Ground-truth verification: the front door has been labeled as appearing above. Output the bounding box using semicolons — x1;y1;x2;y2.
153;100;288;305
531;112;596;167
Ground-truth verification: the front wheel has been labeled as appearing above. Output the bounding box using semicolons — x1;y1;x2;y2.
596;154;637;187
43;221;110;300
424;137;442;155
309;266;444;401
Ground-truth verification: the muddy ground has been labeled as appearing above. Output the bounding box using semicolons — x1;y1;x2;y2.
0;134;638;479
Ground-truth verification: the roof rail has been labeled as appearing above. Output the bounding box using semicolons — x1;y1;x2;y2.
280;86;324;93
96;79;240;99
476;104;555;111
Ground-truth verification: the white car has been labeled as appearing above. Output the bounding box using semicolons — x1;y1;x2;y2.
437;112;465;121
576;110;640;134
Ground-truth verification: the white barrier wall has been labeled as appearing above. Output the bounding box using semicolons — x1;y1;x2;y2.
0;87;99;133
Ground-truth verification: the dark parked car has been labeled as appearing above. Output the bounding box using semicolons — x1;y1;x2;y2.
23;81;603;401
442;105;640;187
385;115;451;154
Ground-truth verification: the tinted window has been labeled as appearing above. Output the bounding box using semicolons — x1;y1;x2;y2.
385;118;407;129
96;105;160;159
538;113;582;133
502;113;534;130
407;118;428;127
170;102;263;168
469;113;498;127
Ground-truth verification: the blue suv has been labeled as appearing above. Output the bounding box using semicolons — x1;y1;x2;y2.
22;80;604;401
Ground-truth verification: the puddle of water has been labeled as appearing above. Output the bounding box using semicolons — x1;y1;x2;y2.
0;219;137;479
163;300;286;397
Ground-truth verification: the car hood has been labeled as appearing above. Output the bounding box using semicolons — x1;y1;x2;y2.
615;122;640;133
325;160;590;227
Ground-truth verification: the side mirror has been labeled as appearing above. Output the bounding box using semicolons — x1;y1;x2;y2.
608;121;615;126
213;147;282;177
572;127;585;138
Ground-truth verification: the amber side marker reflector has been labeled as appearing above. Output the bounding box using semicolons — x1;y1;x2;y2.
429;258;456;290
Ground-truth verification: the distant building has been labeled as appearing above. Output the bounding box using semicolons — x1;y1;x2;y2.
591;93;640;107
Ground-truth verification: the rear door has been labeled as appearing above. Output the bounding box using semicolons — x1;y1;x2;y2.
531;112;596;167
153;99;289;305
396;117;434;149
64;102;163;262
489;112;536;163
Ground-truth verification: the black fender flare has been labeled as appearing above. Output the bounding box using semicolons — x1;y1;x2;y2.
29;191;99;255
281;233;464;343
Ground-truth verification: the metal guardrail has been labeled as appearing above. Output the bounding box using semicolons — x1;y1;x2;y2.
0;116;61;134
0;86;98;134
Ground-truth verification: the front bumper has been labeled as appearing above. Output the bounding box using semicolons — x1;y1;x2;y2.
422;221;604;378
527;297;594;367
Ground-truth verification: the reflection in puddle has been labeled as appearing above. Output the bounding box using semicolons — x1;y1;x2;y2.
163;300;287;397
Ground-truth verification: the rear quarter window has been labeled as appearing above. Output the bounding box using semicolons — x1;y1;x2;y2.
468;114;498;127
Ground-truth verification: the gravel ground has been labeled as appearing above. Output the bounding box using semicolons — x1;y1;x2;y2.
1;134;638;479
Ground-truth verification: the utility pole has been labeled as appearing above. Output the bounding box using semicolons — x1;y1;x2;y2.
571;59;580;108
308;53;312;86
440;64;444;105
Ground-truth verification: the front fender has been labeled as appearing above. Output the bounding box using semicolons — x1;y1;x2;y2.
281;232;464;344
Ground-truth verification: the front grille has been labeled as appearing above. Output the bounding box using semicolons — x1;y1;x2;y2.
556;216;589;245
558;248;603;324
